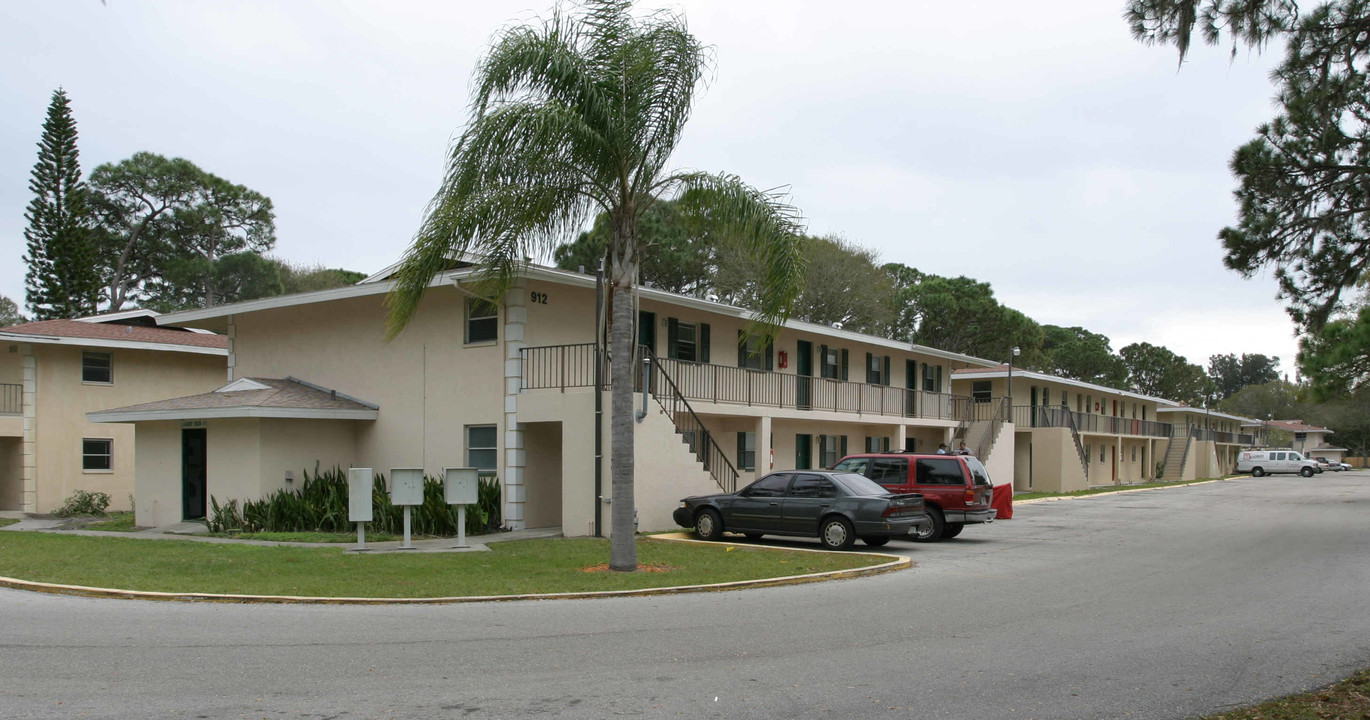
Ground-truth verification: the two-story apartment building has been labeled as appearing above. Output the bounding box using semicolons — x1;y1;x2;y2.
90;261;1010;534
952;367;1172;492
1266;419;1346;464
1155;404;1258;479
1;311;227;514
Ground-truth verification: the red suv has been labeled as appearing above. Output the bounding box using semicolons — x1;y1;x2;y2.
832;453;996;542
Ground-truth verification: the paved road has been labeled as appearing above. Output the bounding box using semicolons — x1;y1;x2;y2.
2;474;1368;720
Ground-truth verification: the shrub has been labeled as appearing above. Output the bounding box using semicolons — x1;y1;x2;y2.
55;489;111;517
208;465;503;537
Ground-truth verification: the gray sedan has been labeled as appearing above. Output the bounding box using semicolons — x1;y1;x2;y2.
672;470;930;550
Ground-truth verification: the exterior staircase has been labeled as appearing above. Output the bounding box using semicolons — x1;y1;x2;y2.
1160;428;1191;480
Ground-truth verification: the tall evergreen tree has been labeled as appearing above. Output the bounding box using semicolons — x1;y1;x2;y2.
22;88;101;319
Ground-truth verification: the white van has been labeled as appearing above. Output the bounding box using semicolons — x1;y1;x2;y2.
1235;450;1320;477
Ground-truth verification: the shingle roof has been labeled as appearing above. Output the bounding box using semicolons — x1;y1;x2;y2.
1267;419;1331;433
0;319;227;350
87;377;378;421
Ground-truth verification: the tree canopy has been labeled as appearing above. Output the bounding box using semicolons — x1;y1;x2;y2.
1038;325;1129;387
885;264;1043;362
1208;352;1281;399
0;295;25;327
1120;341;1212;403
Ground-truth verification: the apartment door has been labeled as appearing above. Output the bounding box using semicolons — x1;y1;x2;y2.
796;340;813;410
1030;386;1039;427
181;428;207;521
795;433;812;469
637;311;656;354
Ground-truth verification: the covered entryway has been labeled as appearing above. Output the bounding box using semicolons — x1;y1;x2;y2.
521;421;562;528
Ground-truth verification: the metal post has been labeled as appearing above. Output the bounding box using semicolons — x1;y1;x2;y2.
355;521;367;551
455;506;468;549
402;506;413;549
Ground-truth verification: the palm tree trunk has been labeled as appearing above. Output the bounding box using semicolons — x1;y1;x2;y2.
609;265;638;571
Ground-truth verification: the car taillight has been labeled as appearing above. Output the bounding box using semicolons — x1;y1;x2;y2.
964;488;976;503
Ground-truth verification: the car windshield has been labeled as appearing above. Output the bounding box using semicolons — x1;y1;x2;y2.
831;472;890;496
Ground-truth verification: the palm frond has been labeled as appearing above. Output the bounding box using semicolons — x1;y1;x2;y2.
660;171;807;340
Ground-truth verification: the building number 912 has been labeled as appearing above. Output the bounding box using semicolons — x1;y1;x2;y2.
530;291;548;305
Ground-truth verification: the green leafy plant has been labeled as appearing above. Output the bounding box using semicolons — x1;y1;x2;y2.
206;465;502;537
54;489;110;517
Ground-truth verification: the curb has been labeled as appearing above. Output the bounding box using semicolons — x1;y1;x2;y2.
1014;475;1248;505
0;535;909;605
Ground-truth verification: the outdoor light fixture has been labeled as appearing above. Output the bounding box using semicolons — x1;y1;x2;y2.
1008;346;1021;402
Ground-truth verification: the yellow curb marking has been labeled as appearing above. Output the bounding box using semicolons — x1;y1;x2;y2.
0;534;909;605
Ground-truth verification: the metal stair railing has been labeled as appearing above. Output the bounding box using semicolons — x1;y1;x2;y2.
639;347;740;494
1062;406;1090;474
971;397;1010;462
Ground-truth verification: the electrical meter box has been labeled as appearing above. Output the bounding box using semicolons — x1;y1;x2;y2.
444;467;479;505
348;467;374;522
389;468;425;506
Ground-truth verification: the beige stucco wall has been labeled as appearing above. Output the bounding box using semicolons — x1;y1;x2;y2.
1029;428;1089;493
133;421;183;527
521;421;563;529
0;438;21;508
207;418;263;510
231;289;503;481
32;344;225;513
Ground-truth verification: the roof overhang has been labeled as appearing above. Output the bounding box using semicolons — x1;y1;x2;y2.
0;331;227;356
87;407;378;423
154;263;1000;367
952;368;1171;404
1155;407;1256;424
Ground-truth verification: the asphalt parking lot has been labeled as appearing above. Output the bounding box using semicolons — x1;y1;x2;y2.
1;473;1368;720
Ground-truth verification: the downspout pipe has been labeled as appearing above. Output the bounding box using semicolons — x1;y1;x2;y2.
594;263;604;538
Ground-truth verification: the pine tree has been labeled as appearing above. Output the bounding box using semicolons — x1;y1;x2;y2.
23;88;101;320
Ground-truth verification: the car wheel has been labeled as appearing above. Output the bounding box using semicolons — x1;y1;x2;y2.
819;516;855;550
744;533;764;541
1301;467;1315;477
861;536;890;547
1252;467;1265;477
912;506;945;543
941;522;965;539
694;508;723;541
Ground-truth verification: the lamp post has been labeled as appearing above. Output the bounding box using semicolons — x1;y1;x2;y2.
1007;345;1021;409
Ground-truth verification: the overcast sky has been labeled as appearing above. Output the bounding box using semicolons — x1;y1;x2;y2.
1;1;1297;374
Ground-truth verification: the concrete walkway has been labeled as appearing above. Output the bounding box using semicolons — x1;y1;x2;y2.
0;511;563;553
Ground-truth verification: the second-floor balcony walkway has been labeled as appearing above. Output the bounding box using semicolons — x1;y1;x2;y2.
521;343;976;422
1;383;20;415
1011;404;1173;439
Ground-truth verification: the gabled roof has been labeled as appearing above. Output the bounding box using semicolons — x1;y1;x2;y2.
1267;419;1332;434
1155;406;1258;424
86;377;378;422
0;319;227;355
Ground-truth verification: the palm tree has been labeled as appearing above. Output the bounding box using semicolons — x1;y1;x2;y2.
386;0;806;571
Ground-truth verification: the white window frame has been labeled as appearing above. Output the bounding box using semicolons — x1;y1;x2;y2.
82;437;113;472
465;298;499;345
675;321;698;363
465;424;498;471
82;351;113;385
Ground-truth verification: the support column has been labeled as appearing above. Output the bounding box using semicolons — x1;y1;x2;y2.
757;415;772;472
502;280;528;530
225;315;236;382
20;346;37;513
1115;436;1123;484
895;424;907;453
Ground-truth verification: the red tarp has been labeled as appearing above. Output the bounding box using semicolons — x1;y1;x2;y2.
991;483;1013;520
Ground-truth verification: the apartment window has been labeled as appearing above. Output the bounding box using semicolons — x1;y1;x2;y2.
866;353;889;385
82;438;112;471
465;298;498;344
1100;445;1106;462
736;432;756;471
1294;432;1307;442
668;319;709;362
864;436;890;453
736;332;772;371
466;425;498;471
1132;446;1137;462
82;351;112;384
820;346;845;380
1042;388;1050;405
817;434;845;468
971;381;992;403
922;363;942;393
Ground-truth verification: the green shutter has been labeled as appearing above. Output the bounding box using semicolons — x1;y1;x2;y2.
765;340;774;371
737;431;746;470
737;329;747;367
667;318;679;359
819;345;828;377
866;352;874;383
840;435;848;459
700;323;710;363
841;349;849;381
883;356;891;385
936;365;943;392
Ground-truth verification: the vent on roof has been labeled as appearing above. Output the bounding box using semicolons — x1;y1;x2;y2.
216;378;272;393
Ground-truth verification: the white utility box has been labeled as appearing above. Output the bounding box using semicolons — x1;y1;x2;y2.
444;467;479;505
389;468;425;506
347;468;374;522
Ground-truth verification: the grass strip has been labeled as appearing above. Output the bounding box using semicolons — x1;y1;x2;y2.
205;531;401;543
1015;477;1223;502
82;512;139;532
0;534;883;598
1204;668;1370;719
0;518;18;529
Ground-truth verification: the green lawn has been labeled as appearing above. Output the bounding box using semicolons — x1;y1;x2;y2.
205;530;400;543
1015;477;1223;502
1204;668;1370;719
82;512;139;532
0;518;17;529
0;534;888;598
